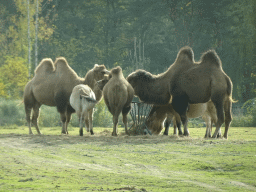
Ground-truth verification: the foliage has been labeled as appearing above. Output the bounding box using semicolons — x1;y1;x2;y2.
0;99;25;126
93;99;113;127
242;98;256;126
0;56;28;98
0;0;255;104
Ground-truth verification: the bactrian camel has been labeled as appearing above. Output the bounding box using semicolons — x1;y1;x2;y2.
23;57;109;135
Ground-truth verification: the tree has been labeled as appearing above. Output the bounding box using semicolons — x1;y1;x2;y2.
0;56;28;98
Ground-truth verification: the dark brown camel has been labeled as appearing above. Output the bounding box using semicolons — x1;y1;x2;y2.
23;57;109;135
127;47;233;138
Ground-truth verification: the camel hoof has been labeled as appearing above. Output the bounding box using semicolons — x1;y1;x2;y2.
112;132;117;136
79;130;83;136
178;132;183;136
90;130;94;135
183;131;190;136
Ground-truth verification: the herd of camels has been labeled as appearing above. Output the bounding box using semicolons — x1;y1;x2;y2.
23;46;234;139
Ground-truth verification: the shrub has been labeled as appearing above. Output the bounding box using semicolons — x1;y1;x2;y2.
0;99;25;126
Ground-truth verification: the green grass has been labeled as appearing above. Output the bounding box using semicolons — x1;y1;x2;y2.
0;126;255;191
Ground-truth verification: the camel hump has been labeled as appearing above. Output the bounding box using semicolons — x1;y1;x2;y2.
54;57;78;77
201;50;222;68
176;46;194;62
111;66;122;75
34;58;55;74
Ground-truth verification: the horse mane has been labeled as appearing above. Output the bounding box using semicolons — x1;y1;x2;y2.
201;50;222;68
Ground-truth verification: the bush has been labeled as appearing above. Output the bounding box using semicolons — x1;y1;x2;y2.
0;99;25;126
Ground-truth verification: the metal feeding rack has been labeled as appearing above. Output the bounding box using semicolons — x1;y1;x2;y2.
129;97;153;135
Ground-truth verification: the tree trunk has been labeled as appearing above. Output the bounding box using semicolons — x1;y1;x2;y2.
35;0;39;69
27;0;31;78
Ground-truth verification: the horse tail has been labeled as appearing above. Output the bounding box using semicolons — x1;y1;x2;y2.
201;50;222;68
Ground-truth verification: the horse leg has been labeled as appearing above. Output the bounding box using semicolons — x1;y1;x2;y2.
211;100;225;138
223;98;232;139
31;101;42;135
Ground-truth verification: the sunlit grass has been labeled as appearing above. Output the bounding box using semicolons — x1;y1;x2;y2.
0;126;255;191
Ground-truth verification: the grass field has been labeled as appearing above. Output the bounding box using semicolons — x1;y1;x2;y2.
0;126;255;191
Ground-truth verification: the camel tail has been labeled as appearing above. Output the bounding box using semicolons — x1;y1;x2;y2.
226;75;237;103
201;50;222;68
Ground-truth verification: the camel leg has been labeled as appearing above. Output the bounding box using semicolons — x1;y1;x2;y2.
88;109;94;135
65;110;72;135
31;101;42;135
112;114;119;136
79;115;84;136
176;119;183;136
163;118;170;135
172;96;189;136
25;105;33;135
59;112;68;134
122;114;130;135
212;101;225;138
223;98;232;139
203;115;211;138
122;105;131;135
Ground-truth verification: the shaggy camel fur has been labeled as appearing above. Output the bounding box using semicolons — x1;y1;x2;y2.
127;46;233;138
24;57;109;135
102;66;134;136
70;84;97;136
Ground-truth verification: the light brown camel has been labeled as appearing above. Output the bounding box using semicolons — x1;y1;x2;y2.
127;46;233;138
23;57;109;135
102;66;134;136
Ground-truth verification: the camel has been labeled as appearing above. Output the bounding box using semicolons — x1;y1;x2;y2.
23;57;109;135
127;46;233;138
102;66;134;136
70;84;97;136
163;101;220;138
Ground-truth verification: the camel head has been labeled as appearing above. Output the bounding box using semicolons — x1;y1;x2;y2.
110;66;122;76
126;69;154;96
96;74;112;91
91;64;110;81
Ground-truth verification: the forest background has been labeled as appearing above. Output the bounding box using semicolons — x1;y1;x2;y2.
0;0;255;127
